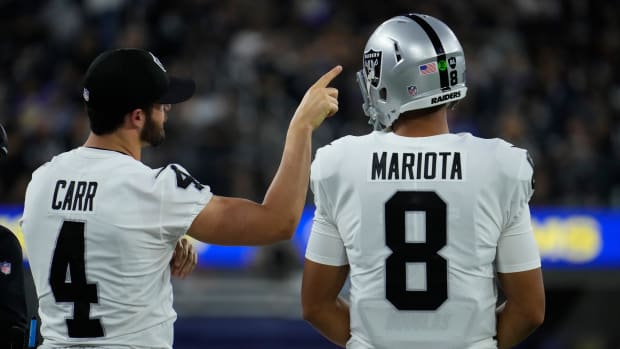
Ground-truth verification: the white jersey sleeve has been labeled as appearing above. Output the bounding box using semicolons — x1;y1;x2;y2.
496;146;541;273
305;143;348;266
155;163;213;242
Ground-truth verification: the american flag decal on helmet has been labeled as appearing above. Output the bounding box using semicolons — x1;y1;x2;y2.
419;62;437;75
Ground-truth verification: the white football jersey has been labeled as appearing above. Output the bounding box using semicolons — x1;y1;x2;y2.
306;131;540;349
21;147;212;348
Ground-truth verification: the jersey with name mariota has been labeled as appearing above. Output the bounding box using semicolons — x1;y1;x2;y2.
21;147;212;348
306;131;540;349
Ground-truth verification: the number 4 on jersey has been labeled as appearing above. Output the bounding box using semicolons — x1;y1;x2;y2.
50;220;104;338
170;164;204;190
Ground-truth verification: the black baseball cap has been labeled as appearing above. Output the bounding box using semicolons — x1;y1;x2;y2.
82;48;195;113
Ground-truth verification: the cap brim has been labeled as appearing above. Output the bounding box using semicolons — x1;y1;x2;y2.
158;76;196;104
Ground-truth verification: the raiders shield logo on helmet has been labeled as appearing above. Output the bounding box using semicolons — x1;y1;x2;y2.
363;49;382;88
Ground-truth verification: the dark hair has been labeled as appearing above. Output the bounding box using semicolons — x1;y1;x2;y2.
86;104;153;135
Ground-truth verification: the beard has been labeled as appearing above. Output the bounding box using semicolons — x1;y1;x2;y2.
140;111;165;147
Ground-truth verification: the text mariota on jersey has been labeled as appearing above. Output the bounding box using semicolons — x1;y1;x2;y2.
369;151;463;181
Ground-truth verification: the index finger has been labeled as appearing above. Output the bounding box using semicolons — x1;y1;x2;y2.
312;65;343;88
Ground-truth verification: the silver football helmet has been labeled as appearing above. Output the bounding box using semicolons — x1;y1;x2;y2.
357;13;467;130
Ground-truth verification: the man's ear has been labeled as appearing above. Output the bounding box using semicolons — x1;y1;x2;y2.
126;108;145;129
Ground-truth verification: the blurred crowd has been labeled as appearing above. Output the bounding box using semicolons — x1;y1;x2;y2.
0;0;618;207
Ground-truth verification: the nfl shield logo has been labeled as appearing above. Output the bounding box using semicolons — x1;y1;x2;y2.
363;49;382;87
0;262;11;275
407;85;417;96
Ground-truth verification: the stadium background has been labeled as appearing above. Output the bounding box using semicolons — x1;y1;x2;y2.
0;0;619;348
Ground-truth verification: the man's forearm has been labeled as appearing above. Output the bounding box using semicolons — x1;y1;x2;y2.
185;125;316;245
262;125;313;234
496;301;542;349
259;65;340;238
305;297;351;347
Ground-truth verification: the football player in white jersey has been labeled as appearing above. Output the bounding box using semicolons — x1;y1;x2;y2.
21;48;341;348
301;14;544;349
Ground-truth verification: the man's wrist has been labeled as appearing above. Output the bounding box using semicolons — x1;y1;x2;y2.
288;122;314;136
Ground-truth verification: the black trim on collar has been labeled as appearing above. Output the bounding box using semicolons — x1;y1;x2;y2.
84;146;130;157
